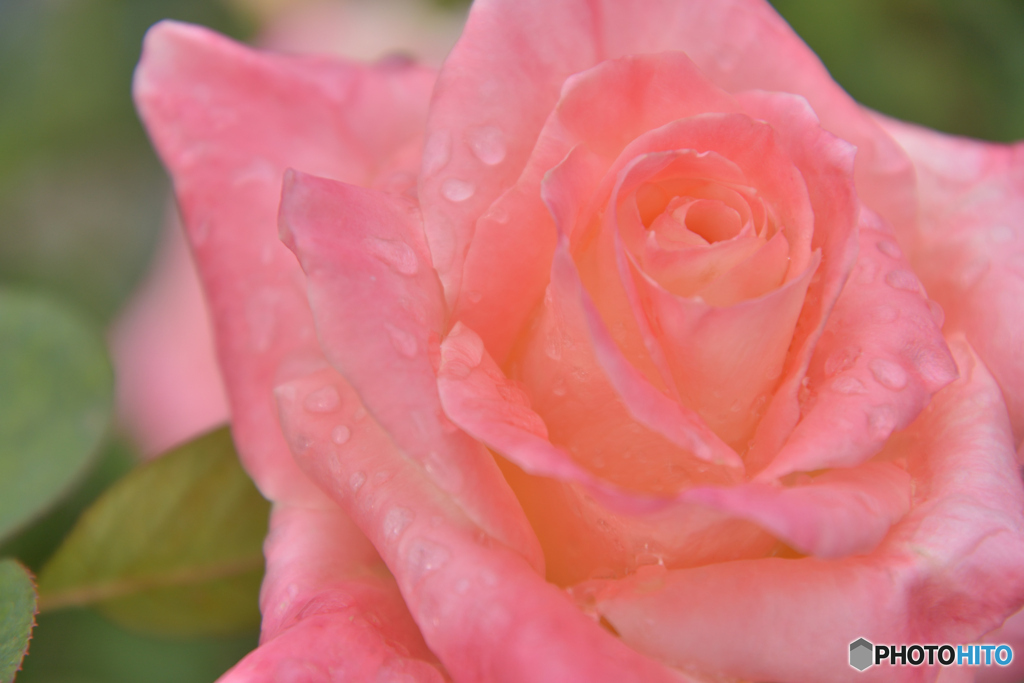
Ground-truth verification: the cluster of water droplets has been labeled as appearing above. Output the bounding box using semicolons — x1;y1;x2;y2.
423;124;508;205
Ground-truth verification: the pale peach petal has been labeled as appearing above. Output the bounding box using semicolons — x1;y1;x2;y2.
757;210;957;480
275;366;694;683
877;115;1024;443
278;170;543;573
584;338;1024;682
453;51;741;364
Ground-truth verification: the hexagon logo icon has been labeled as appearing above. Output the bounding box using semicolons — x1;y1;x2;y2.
850;638;874;671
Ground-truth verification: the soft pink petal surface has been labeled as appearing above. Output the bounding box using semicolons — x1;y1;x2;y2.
878;116;1024;444
275;365;694;683
582;338;1024;682
134;21;443;680
278;170;543;573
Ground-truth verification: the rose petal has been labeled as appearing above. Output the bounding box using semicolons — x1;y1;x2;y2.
133;21;442;677
435;0;915;347
584;337;1024;682
878;115;1024;444
756;210;958;480
442;324;906;566
275;365;693;683
133;20;434;501
221;503;445;683
278;170;544;573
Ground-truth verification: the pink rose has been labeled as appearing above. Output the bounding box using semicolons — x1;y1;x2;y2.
132;1;1024;681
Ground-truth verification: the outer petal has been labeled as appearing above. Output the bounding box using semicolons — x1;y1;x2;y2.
582;338;1024;683
424;0;914;320
278;171;544;573
133;20;434;501
878;116;1024;443
275;365;694;683
133;21;441;679
221;503;445;683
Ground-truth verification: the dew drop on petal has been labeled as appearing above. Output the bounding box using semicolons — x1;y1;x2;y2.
552;379;568;397
364;236;419;276
869;358;908;390
876;239;902;258
927;299;945;328
353;406;368;420
855;260;878;285
387;325;418;357
832;376;867;395
467;126;507;165
870;304;899;323
304;385;340;413
349;471;366;492
406;539;451;583
383;507;414;542
824;346;860;377
868;406;897;439
441;178;475;202
885;269;922;293
467;290;483;304
332;425;352;445
423;129;451;176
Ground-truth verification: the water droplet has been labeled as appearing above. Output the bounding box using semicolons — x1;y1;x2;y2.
868;406;897;439
445;362;472;379
454;578;471;594
467;126;507;165
870;304;899;323
423;130;451;175
876;239;902;258
913;347;956;387
424;451;465;494
387;325;418;357
441;178;475;202
552;379;568;397
406;539;451;583
364;236;418;276
885;269;921;293
487;205;510;224
353;406;368;420
349;471;366;492
467;290;483;304
292;434;312;453
383;507;414;542
832;376;866;394
923;302;945;332
824;346;860;377
870;358;908;390
635;552;665;567
855;260;877;285
304;385;340;413
332;425;351;445
989;225;1014;243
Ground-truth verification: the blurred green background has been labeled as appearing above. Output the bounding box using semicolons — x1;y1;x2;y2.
0;0;1021;681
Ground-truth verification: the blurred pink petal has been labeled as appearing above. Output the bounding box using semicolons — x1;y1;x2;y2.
111;216;229;457
133;21;442;679
877;117;1024;444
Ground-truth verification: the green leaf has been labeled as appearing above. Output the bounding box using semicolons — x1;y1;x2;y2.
36;428;270;637
0;289;113;543
0;559;37;683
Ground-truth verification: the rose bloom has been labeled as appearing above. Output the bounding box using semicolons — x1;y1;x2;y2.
128;0;1024;680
